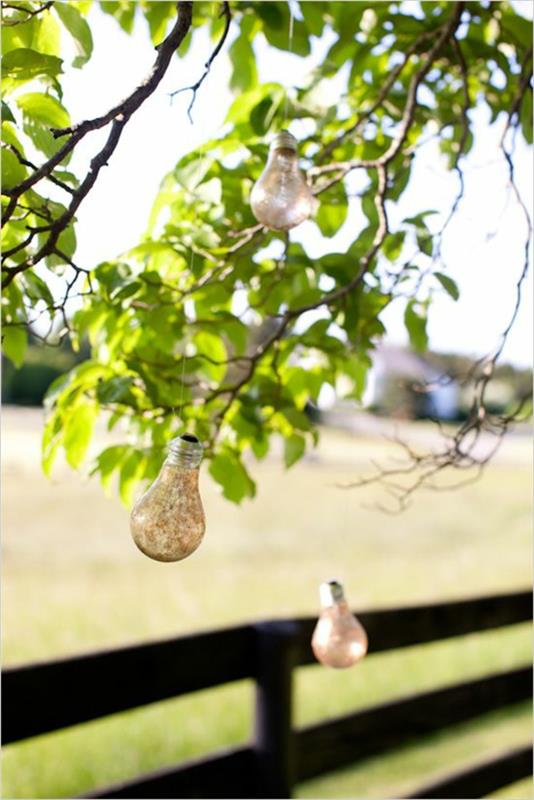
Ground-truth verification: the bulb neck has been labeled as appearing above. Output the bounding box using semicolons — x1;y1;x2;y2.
270;130;297;154
165;435;203;469
319;580;345;608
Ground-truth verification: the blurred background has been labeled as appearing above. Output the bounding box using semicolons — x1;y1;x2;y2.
2;393;531;798
2;1;533;798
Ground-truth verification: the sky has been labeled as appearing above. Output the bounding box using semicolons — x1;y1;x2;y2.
54;1;533;368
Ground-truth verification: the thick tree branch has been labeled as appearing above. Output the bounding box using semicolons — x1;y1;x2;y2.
1;1;193;221
2;1;195;289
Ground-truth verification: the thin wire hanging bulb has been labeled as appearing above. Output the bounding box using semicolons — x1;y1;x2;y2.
250;131;313;231
130;434;205;563
311;580;368;668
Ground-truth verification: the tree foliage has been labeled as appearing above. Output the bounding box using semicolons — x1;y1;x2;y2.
1;0;532;507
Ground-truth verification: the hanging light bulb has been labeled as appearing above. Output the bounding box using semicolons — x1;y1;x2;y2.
130;434;205;563
250;130;314;230
311;580;368;668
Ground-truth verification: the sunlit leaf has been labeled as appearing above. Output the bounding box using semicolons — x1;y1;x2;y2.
54;2;94;67
2;325;27;368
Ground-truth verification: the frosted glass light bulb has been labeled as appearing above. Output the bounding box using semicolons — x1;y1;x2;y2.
250;130;313;230
130;434;205;563
311;580;368;669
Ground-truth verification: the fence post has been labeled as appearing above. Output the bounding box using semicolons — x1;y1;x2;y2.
253;621;299;799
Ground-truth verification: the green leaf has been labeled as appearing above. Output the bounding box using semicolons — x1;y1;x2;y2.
1;120;23;149
316;195;348;237
2;325;27;368
100;1;135;34
403;210;439;225
284;433;306;468
434;272;459;301
174;156;213;191
229;19;258;92
2;48;62;89
119;449;145;506
1;147;26;189
42;412;62;476
300;3;325;36
144;2;176;45
383;231;406;262
1;101;15;123
34;7;61;57
209;451;256;504
52;169;79;188
96;375;137;406
416;229;433;257
404;301;428;353
48;223;77;265
250;95;283;135
22;117;63;158
194;331;227;380
342;355;371;400
22;270;54;306
226;83;282;125
259;5;310;56
500;11;532;49
63;403;97;469
220;316;248;356
54;1;94;67
17;92;70;127
92;444;130;490
520;89;532;145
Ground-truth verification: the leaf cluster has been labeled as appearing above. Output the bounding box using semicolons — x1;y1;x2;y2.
1;1;532;504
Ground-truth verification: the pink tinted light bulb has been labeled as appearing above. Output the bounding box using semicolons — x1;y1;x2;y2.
250;130;313;231
311;580;368;669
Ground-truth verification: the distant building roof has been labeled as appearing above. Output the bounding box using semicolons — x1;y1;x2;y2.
372;343;442;383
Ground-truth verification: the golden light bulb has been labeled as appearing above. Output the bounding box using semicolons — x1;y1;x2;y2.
311;580;368;669
250;130;314;230
130;434;205;563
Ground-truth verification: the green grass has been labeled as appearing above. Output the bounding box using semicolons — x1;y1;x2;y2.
490;777;534;798
297;704;532;799
2;409;532;798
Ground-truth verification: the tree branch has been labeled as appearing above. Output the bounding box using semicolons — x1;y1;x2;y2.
139;4;466;443
1;1;194;224
315;11;460;164
2;1;195;289
169;1;232;123
1;1;53;26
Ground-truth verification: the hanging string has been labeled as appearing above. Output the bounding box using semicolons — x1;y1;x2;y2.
283;2;295;127
175;246;196;429
176;137;207;429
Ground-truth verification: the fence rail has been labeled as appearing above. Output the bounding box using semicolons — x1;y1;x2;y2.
3;590;532;798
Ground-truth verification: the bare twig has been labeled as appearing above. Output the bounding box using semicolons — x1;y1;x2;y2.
169;1;231;123
1;1;53;25
342;69;532;512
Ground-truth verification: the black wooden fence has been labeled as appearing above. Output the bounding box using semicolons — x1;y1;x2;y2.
2;591;532;799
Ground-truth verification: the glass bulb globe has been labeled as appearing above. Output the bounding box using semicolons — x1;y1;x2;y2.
311;580;368;669
250;130;313;230
130;434;205;563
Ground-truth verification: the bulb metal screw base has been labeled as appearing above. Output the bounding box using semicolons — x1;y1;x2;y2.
270;130;297;153
166;434;204;469
319;579;345;607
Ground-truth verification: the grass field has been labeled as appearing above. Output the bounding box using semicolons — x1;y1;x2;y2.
2;406;532;799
